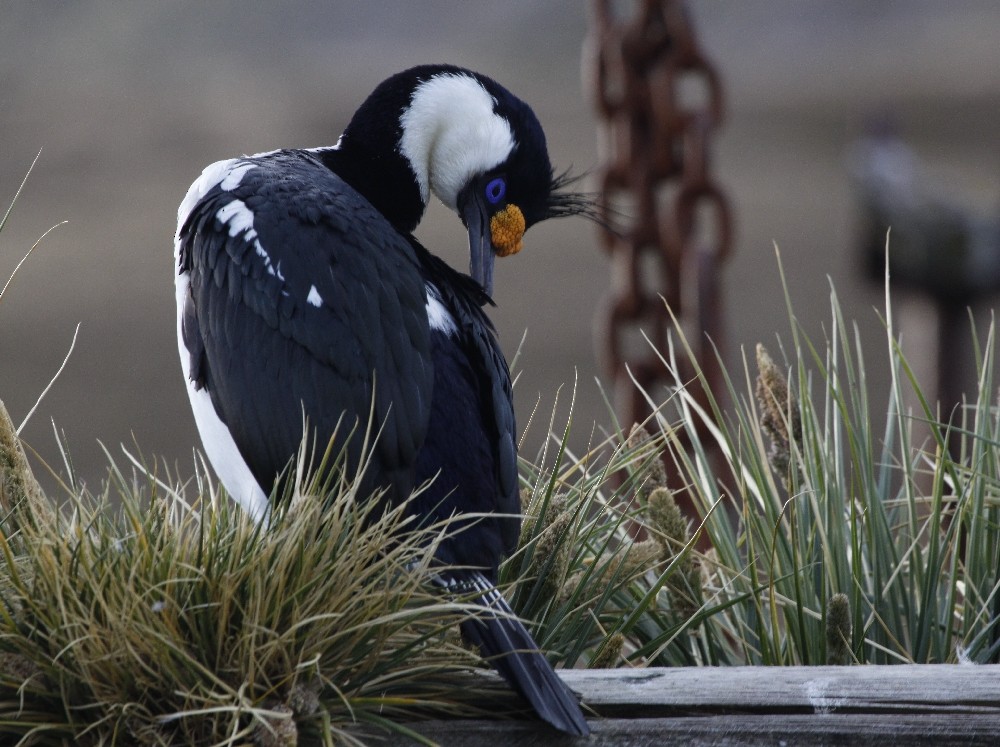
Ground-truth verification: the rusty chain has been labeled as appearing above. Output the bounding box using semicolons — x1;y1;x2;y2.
587;0;732;429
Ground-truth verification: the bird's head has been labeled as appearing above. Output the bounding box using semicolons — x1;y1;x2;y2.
342;65;592;297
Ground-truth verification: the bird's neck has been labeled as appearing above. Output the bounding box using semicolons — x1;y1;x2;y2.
316;137;426;234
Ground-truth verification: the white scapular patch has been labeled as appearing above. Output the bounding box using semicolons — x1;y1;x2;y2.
177;158;248;231
424;284;457;335
217;199;257;239
220;161;255;190
306;285;323;307
399;72;515;210
215;199;285;281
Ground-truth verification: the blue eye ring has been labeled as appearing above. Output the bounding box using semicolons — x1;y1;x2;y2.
485;177;506;205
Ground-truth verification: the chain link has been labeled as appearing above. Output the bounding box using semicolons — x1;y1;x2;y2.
587;0;732;427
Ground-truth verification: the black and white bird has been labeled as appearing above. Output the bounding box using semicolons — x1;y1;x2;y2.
174;65;590;735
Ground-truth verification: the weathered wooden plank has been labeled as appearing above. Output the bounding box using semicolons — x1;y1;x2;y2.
375;665;1000;745
409;714;1000;746
557;664;1000;716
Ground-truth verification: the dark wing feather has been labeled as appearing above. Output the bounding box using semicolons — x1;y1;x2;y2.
457;570;589;736
410;248;520;573
177;150;433;502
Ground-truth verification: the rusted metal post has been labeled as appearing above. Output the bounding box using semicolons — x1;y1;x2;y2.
586;0;731;430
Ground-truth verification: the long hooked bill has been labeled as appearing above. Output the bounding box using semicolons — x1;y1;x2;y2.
462;199;494;297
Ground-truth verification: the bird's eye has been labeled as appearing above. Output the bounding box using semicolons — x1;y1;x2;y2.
485;177;506;205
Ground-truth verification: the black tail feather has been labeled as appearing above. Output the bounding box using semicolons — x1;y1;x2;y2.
456;571;589;736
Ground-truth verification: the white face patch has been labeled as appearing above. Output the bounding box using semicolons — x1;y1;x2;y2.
424;284;457;336
399;73;515;210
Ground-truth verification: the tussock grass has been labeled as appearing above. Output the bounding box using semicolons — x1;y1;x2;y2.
500;250;1000;671
0;397;707;744
502;384;706;669
629;255;1000;666
0;426;510;745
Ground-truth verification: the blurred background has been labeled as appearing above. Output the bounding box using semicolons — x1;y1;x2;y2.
2;1;999;496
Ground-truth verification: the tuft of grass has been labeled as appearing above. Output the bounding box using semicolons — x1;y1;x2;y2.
623;249;1000;666
501;381;709;670
498;247;1000;671
0;414;514;746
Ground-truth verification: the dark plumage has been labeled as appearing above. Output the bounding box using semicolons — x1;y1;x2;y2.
175;65;590;735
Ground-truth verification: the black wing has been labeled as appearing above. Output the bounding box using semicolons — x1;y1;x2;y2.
410;248;520;574
177;150;433;503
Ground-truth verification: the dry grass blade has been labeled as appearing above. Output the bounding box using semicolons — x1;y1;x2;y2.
17;322;80;436
0;149;42;236
0;221;68;307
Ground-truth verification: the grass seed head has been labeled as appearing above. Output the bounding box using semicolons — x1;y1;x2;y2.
561;538;661;606
826;593;853;665
589;633;624;669
521;491;574;600
755;343;801;478
627;423;668;503
644;487;703;617
646;487;689;562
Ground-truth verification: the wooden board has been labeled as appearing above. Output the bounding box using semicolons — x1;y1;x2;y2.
387;665;1000;745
